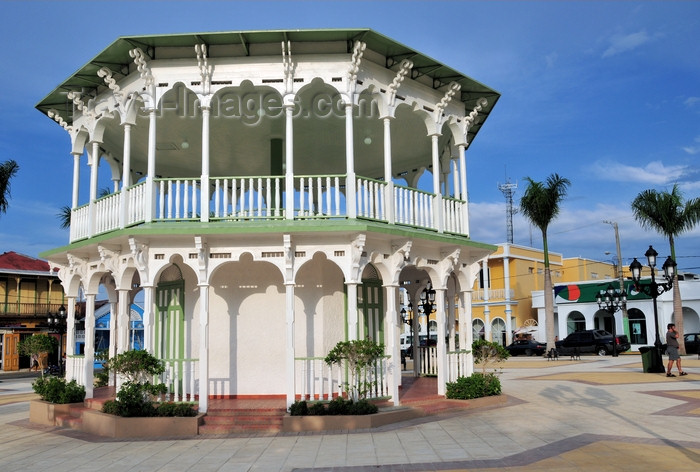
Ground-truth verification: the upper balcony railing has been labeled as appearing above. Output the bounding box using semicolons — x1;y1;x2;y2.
69;174;468;243
471;289;515;302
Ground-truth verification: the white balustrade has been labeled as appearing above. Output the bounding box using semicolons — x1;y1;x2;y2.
418;346;438;376
294;355;391;401
394;185;434;230
471;289;515;301
70;205;90;241
157;358;199;403
211;176;284;219
156;178;200;220
446;349;471;382
127;181;147;225
443;197;466;235
94;192;121;235
295;175;344;218
66;355;86;385
356;177;386;221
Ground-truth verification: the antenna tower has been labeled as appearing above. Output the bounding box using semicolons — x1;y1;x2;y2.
498;179;518;244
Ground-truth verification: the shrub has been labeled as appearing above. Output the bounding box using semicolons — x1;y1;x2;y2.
445;372;502;400
100;350;167;417
472;339;510;373
19;334;57;374
289;400;308;416
32;376;85;404
308;402;327;416
155;402;197;417
324;339;385;400
326;396;349;415
347;399;378;415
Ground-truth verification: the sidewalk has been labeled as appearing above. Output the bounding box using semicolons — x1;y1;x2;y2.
0;355;698;471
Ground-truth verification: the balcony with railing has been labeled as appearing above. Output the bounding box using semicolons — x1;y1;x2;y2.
471;288;515;302
70;174;468;243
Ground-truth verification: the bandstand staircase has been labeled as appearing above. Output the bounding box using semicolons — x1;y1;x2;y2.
198;399;287;435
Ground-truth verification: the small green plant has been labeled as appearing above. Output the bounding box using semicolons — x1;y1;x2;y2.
472;339;510;373
308;402;327;416
324;339;385;400
287;397;378;416
94;349;110;388
32;376;86;404
155;402;197;417
19;334;57;375
289;400;308;416
101;350;168;417
445;372;502;400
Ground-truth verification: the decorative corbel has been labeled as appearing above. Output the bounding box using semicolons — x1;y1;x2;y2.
98;244;121;273
194;236;208;283
47;109;71;132
97;67;124;103
346;40;366;95
195;44;212;95
128;237;149;274
281;40;294;95
434;82;461;123
387;59;413;107
465;97;488;130
436;248;461;287
387;241;412;285
350;234;367;282
283;234;294;283
129;47;154;86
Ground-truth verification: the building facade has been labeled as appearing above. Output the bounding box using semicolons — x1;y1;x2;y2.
38;29;501;411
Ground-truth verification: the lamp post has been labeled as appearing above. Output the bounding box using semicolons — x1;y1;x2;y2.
595;284;626;357
629;245;676;373
47;305;67;374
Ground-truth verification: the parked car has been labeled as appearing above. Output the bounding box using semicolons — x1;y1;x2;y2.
684;333;700;354
505;339;547;356
555;329;631;356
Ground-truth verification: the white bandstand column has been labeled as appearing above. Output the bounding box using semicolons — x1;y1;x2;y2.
383;117;395;224
65;297;76;380
200;105;211;223
145;108;157;222
119;123;132;228
142;285;155;352
459;144;469;236
431;134;443;232
384;284;400;405
87;141;100;237
84;294;96;398
284;104;295;220
345;103;357;218
71;152;81;209
117;290;130;353
346;282;359;340
198;283;210;413
285;282;295;407
435;288;447;395
461;290;474;376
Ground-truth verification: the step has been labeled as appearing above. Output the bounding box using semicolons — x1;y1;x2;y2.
202;415;284;426
55;414;83;429
198;423;281;435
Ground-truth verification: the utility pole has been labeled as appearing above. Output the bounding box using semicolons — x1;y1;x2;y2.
498;180;517;244
604;220;630;338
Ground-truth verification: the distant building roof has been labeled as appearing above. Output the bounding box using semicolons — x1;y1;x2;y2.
0;251;56;275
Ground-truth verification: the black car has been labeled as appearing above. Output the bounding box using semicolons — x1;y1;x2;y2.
505;339;547;356
684;333;700;354
555;329;631;356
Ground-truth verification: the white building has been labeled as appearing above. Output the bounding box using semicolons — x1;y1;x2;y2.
39;29;500;412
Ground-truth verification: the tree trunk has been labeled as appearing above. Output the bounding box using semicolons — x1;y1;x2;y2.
673;276;686;355
544;266;555;352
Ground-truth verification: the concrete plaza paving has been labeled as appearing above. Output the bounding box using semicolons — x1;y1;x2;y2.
0;354;698;471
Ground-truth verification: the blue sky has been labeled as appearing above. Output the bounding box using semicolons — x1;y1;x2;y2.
1;1;699;272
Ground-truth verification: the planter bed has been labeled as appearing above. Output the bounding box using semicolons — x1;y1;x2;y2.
81;409;204;438
29;400;83;426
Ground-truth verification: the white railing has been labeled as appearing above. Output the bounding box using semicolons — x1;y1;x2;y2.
471;289;515;301
394;185;434;230
66;354;86;386
294;357;343;401
294;175;345;218
443;197;466;234
211;176;284;220
157;358;199;403
356;177;386;221
127;181;147;225
446;349;471;382
156;178;200;220
418;346;438;376
94;192;121;235
294;355;391;401
70;205;90;241
69;173;472;242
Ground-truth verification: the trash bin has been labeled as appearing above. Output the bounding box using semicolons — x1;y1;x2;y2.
639;346;664;373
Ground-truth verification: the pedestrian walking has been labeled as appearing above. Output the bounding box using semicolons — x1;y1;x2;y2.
666;323;687;377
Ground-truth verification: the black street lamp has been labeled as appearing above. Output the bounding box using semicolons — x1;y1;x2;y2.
629;245;676;373
595;284;626;357
47;305;67;373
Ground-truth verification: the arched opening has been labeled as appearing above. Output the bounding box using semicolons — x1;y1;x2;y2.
627;308;647;345
473;319;485;341
491;318;506;346
566;311;585;334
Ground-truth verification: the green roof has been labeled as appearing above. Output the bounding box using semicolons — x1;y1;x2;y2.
36;28;500;139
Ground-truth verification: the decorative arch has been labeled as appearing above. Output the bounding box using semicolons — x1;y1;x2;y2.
627;308;647;345
566;311;586;334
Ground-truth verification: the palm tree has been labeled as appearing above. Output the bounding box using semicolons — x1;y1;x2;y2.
0;159;19;218
631;184;700;354
57;186;113;229
520;173;571;352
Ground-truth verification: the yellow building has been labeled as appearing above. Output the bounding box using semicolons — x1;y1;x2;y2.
471;244;615;345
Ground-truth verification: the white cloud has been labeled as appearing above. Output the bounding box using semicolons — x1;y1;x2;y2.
591;160;688;185
602;30;651;58
683;136;700;155
684;97;700;108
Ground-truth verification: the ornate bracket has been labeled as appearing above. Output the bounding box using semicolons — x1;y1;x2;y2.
47;109;71;132
98;244;122;274
388;59;413;106
129;47;154;86
350;234;367;282
97;67;124;103
465;97;488;129
128;237;149;275
434;82;461;122
281;40;294;95
66;91;86;113
283;234;294;283
347;41;366;95
195;44;212;95
194;236;208;283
